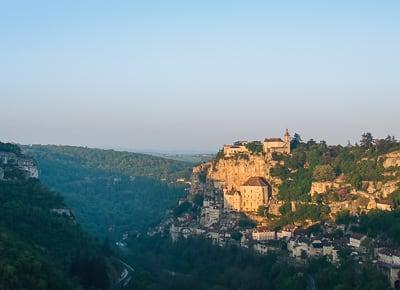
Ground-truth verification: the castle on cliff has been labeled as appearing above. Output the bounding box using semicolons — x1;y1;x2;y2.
221;130;291;213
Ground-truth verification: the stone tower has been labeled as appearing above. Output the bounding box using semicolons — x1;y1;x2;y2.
284;129;291;153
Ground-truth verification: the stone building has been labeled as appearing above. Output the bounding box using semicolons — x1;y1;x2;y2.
224;177;271;212
223;190;242;211
349;233;366;249
252;227;276;241
240;177;271;212
223;145;248;157
263;129;291;155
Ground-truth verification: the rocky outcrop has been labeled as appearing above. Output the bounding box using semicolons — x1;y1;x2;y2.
310;182;342;196
382;151;400;169
0;151;39;179
207;155;278;192
363;180;399;198
190;162;212;196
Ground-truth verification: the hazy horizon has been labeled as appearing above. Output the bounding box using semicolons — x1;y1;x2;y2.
1;1;399;151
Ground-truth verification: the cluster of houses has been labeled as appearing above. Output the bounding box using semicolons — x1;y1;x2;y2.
162;132;400;288
164;193;400;288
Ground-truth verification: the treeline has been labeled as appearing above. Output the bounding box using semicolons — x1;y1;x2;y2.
0;141;22;155
24;145;192;180
23;145;191;237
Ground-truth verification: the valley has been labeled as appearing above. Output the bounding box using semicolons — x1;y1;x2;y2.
2;132;400;290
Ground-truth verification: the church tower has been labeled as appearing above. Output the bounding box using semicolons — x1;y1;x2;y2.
284;129;291;154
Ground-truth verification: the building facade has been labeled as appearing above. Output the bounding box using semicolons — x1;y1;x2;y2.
224;177;271;212
240;177;271;212
263;129;291;155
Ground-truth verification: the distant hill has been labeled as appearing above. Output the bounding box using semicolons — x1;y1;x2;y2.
0;142;118;290
145;152;215;164
23;145;194;238
24;145;193;180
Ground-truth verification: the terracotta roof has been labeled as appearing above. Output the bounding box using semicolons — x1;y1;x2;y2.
242;177;270;187
264;138;284;142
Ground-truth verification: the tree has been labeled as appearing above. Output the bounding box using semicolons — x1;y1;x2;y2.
351;174;363;190
291;133;302;150
257;205;268;217
231;231;242;241
244;141;263;155
279;203;292;215
192;194;204;207
360;132;374;148
390;190;400;209
238;216;256;228
313;165;336;182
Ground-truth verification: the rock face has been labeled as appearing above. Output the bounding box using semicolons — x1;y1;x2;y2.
0;152;39;179
383;151;400;169
188;146;400;219
310;182;342;196
363;180;399;198
207;155;278;193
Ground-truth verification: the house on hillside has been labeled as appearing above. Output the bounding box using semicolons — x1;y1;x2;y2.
252;227;276;241
349;233;367;249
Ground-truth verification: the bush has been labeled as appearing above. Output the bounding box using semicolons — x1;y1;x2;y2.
245;141;263;155
238;217;256;228
231;231;242;241
313;165;336;182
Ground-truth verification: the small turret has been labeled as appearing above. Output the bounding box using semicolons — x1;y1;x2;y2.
284;129;290;142
284;129;291;154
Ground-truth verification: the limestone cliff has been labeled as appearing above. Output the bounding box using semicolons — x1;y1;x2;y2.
190;154;282;198
382;150;400;169
208;155;272;189
189;146;400;217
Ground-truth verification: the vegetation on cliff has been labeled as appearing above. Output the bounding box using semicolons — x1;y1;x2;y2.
270;133;400;227
0;145;117;290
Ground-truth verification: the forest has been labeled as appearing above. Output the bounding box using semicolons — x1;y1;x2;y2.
0;174;117;290
23;145;193;237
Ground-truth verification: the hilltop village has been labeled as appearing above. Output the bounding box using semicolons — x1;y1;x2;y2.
152;130;400;288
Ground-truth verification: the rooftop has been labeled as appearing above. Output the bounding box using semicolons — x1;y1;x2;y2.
264;138;284;142
242;177;270;187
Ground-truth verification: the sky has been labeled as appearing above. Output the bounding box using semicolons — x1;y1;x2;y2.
1;1;399;152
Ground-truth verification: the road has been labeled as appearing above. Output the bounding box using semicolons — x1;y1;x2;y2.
111;259;135;290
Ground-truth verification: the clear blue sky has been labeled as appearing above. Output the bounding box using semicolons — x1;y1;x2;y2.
1;1;399;152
